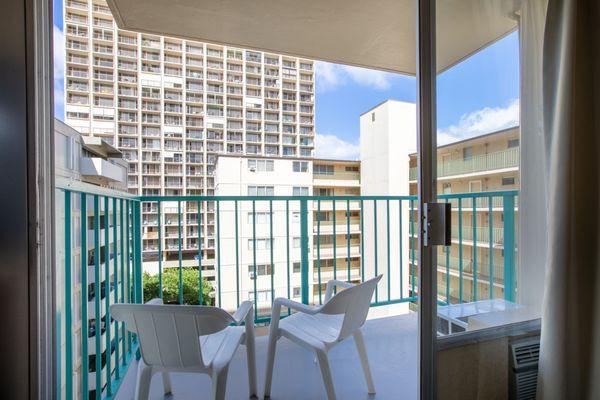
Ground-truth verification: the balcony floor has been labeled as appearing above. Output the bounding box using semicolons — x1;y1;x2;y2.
115;312;418;400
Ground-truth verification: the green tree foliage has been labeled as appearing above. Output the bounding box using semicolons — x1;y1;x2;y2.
143;268;214;305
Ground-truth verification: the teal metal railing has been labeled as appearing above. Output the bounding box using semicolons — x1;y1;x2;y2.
55;186;142;400
56;188;517;399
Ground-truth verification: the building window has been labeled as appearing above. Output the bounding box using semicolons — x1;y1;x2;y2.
293;187;309;196
508;138;520;148
314;164;334;175
371;112;375;122
247;186;274;196
293;237;301;248
248;264;272;277
463;147;473;160
293;262;301;273
314;235;334;245
345;165;359;172
293;287;301;298
248;159;274;172
248;290;272;303
316;188;333;196
316;211;331;222
247;238;273;250
293;161;309;172
247;212;272;224
502;177;516;186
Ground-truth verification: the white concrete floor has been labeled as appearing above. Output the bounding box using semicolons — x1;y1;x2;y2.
115;312;418;400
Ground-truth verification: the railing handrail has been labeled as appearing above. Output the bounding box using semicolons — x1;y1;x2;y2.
409;147;520;180
137;190;519;203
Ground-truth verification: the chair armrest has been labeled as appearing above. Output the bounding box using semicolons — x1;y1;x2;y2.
232;300;253;325
325;280;355;302
274;297;321;315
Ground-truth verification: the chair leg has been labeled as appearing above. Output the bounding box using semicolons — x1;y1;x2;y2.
263;330;279;398
212;366;230;400
162;371;172;395
244;333;258;398
353;330;375;394
315;350;337;400
134;360;153;400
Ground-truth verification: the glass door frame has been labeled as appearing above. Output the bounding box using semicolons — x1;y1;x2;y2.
416;0;438;399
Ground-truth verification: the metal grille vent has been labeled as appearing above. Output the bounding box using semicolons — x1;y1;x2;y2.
514;342;540;369
509;337;540;400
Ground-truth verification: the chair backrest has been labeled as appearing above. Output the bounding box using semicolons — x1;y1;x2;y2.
321;275;382;340
111;301;235;369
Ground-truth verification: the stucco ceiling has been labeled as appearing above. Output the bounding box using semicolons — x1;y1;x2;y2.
107;0;518;74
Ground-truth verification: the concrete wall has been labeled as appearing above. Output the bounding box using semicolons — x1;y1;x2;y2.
360;100;415;314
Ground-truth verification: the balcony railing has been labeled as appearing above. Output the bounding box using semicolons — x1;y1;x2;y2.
409;147;520;180
55;187;517;399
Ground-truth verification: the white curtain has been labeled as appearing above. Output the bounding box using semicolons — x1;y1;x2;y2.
538;0;600;398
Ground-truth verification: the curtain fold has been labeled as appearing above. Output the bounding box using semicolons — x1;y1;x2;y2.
538;0;600;398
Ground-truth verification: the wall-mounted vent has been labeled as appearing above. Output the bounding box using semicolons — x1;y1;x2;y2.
509;337;540;400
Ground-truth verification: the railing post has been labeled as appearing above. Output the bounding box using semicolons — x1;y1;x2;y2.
300;199;310;305
503;195;516;301
132;201;143;304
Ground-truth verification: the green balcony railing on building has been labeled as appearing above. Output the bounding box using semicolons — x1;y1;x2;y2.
409;147;520;180
55;187;517;400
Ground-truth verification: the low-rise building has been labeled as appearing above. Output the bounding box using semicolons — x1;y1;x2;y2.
408;126;520;303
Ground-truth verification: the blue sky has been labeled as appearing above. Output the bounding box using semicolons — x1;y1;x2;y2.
314;31;520;159
53;0;519;159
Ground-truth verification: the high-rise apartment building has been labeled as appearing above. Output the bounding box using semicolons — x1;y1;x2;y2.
63;0;315;268
214;155;312;314
212;156;363;313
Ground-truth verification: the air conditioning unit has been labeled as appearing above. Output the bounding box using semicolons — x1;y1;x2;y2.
249;271;255;279
509;336;540;400
249;166;256;172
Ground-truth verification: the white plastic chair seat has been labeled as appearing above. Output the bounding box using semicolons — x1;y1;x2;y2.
200;325;245;368
279;313;344;350
264;276;383;400
111;299;257;400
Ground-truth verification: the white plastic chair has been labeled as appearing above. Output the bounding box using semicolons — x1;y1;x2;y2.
263;275;382;400
111;298;257;400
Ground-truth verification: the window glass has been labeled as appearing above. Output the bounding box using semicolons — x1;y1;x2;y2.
293;187;309;196
293;161;308;172
463;147;473;160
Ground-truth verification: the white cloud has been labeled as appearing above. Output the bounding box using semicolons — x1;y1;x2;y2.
314;133;360;160
53;24;65;120
437;99;520;145
315;61;393;92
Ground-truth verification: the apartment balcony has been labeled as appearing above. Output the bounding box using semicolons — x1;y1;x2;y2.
409;147;520;181
80;157;127;185
114;313;417;399
55;188;520;400
314;172;361;188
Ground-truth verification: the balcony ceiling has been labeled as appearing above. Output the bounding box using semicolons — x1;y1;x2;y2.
106;0;518;74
